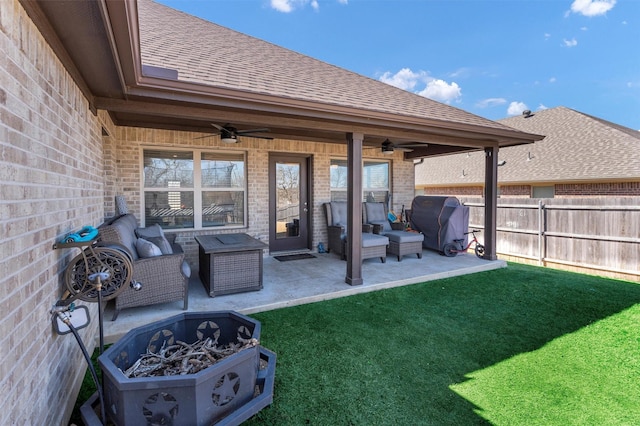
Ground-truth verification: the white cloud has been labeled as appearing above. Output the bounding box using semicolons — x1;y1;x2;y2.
537;104;548;111
379;68;429;91
418;80;462;103
507;101;529;116
379;68;461;103
563;38;578;47
270;0;346;12
549;77;557;83
271;0;293;12
449;67;471;79
570;0;616;17
476;98;507;108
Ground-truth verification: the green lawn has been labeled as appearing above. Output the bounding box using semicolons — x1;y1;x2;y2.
245;263;640;425
72;263;640;425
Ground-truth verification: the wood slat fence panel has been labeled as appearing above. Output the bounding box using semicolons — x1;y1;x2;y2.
461;197;640;280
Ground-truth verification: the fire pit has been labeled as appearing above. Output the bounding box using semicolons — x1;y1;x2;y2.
85;311;275;426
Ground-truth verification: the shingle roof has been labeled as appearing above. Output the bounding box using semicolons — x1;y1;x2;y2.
137;0;520;133
415;106;640;185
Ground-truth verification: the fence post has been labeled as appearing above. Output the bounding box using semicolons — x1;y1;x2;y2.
537;200;544;265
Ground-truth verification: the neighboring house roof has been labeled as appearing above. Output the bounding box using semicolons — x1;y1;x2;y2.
416;106;640;186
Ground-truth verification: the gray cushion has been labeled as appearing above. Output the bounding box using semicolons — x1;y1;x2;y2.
362;233;389;248
146;236;173;255
135;224;163;239
365;203;392;231
105;217;139;260
181;261;191;278
331;202;349;233
384;231;424;243
371;220;392;233
135;224;173;254
136;238;162;258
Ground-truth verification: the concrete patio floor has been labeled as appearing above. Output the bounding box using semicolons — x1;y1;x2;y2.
102;249;506;343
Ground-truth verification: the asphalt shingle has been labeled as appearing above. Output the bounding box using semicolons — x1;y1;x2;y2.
416;106;640;185
137;0;520;133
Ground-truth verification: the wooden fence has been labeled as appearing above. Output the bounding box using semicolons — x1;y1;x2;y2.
460;197;640;282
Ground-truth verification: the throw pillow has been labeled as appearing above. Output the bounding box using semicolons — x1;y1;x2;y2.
135;224;173;254
136;238;162;258
146;236;173;255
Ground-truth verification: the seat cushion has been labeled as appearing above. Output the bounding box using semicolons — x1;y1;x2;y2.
331;201;349;233
364;202;392;232
362;233;389;247
384;231;424;243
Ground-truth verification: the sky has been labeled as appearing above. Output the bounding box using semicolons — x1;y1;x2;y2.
155;0;640;130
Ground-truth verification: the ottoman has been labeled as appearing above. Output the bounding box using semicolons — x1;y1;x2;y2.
385;231;424;261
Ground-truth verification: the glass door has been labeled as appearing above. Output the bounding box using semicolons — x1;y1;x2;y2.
269;154;311;252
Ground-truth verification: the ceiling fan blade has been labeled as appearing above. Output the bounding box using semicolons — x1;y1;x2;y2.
193;134;217;140
210;123;224;131
236;128;270;135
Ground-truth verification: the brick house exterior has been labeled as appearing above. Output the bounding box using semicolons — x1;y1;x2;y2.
416;107;640;198
1;0;541;423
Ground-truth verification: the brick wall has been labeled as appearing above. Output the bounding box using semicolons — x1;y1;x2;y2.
421;186;484;197
105;131;415;267
1;1;105;424
499;185;531;197
556;182;640;197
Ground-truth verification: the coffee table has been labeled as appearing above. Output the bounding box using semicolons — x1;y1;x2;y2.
195;233;268;297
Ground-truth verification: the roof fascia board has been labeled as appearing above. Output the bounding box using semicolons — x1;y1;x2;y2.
97;0;130;97
122;81;542;145
95;97;518;148
104;0;142;90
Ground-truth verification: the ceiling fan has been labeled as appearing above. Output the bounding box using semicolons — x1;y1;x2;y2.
378;139;428;155
197;123;273;143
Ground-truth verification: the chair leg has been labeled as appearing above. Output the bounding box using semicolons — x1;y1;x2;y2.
111;309;120;321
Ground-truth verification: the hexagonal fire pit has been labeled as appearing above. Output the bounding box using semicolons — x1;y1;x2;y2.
91;311;275;426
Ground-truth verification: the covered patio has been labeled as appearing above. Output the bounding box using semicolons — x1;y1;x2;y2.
103;249;504;343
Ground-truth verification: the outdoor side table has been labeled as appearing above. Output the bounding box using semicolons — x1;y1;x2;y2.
195;234;267;297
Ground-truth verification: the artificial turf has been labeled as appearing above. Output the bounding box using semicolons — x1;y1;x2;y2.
245;263;640;425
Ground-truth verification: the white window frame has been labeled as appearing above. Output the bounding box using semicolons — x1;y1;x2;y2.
141;147;247;230
330;158;391;202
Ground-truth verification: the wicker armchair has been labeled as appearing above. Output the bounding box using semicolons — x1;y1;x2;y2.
99;214;189;320
363;202;424;261
322;202;389;263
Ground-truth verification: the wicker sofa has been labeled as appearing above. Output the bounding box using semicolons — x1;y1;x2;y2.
98;214;189;320
322;202;389;263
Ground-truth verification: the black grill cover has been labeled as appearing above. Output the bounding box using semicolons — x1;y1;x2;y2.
409;196;469;252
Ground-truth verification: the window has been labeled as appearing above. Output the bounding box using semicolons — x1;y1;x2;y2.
143;149;246;229
330;159;390;202
532;186;555;198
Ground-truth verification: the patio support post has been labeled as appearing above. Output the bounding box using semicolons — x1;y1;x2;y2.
345;132;364;285
483;146;498;260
